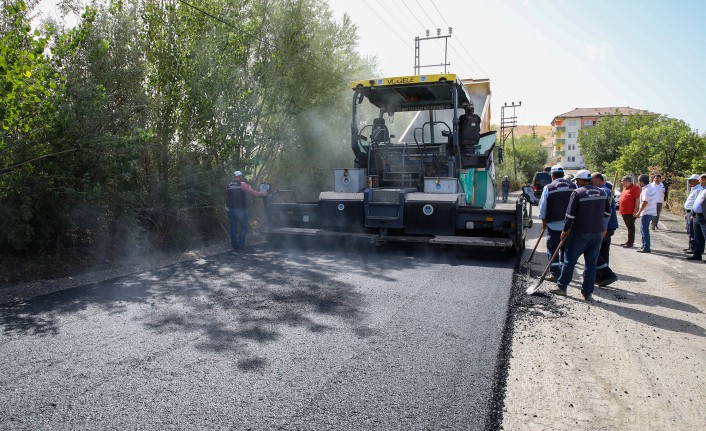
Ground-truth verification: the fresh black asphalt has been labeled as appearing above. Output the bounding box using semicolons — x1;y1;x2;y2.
0;243;516;430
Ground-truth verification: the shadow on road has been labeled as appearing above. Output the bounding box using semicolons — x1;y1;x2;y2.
0;241;513;372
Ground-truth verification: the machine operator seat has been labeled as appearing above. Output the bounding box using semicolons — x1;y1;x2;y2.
371;118;390;144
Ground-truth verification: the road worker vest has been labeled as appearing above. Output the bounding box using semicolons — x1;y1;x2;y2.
227;180;247;209
565;185;611;234
545;178;576;223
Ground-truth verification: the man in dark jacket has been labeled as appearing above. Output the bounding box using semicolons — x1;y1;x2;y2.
551;170;611;301
458;101;481;155
501;176;511;202
538;165;575;281
592;172;619;287
226;170;267;250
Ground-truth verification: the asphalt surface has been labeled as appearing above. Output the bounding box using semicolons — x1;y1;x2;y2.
0;242;517;430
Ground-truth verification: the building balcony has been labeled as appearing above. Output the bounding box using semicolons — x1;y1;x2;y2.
554;150;565;157
554;138;565;145
554;126;565;133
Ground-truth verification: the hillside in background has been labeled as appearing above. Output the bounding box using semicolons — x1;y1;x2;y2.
493;125;553;150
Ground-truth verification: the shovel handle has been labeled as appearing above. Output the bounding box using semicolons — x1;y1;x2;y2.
525;224;547;264
538;233;568;282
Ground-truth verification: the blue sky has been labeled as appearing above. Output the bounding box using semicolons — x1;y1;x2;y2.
326;0;706;132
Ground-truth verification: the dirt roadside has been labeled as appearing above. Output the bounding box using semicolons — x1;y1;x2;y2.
502;207;706;430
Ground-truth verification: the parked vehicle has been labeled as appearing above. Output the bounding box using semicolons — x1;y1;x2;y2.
530;169;552;202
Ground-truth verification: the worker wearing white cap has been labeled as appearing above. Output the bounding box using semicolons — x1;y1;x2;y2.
550;169;611;301
538;164;575;281
226;170;268;250
686;174;706;262
683;174;703;253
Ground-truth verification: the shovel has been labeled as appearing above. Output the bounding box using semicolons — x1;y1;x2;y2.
526;234;568;295
525;224;547;267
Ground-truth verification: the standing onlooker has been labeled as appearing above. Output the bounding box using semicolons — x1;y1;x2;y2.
591;172;619;287
501;176;510;203
619;176;641;248
650;174;665;230
550;170;611;301
226;170;268;250
538;165;575;281
634;174;658;253
683;174;703;253
686;174;706;262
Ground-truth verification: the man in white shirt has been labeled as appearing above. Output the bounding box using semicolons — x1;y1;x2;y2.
686;174;706;262
650;174;665;230
683;174;703;252
634;174;658;253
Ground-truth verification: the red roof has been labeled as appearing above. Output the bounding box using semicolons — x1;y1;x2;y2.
552;107;647;125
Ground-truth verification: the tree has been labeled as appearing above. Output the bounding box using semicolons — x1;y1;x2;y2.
579;110;705;178
578;111;658;172
496;135;548;183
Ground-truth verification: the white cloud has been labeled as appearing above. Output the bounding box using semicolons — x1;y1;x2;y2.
583;41;612;63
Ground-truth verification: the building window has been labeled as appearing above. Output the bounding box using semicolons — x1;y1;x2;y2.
568;119;577;126
568;156;576;162
568;132;576;138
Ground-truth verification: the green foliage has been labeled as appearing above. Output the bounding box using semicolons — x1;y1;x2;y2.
578;112;705;178
0;0;375;256
496;135;549;183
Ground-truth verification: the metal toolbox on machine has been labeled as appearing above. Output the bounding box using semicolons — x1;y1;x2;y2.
334;168;367;193
423;177;459;194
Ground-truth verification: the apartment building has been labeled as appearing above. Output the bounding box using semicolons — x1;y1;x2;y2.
550;107;644;169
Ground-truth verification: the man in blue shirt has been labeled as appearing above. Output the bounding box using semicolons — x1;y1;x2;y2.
686;174;706;262
683;174;703;253
538;165;576;281
550;170;612;301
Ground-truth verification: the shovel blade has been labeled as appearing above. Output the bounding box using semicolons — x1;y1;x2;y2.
525;281;542;295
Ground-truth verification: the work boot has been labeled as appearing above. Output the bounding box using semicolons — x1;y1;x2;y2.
549;287;567;296
582;293;593;301
599;274;619;287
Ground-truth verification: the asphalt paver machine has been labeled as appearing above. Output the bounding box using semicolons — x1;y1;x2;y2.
264;74;529;255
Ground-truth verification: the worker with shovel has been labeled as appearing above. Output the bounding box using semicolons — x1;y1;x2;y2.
550;170;612;301
538;165;575;282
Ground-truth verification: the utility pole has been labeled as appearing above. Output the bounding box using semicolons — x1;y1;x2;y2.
414;28;452;75
501;102;522;181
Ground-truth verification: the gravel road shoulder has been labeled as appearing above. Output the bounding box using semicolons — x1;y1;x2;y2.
502;208;706;430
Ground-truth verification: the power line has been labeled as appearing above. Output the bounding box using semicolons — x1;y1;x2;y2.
360;0;411;48
399;0;428;29
413;0;439;29
430;0;450;28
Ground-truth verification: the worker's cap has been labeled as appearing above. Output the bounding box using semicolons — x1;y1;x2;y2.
550;164;564;172
233;170;243;177
574;169;591;180
687;174;700;181
503;175;509;179
461;100;474;108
